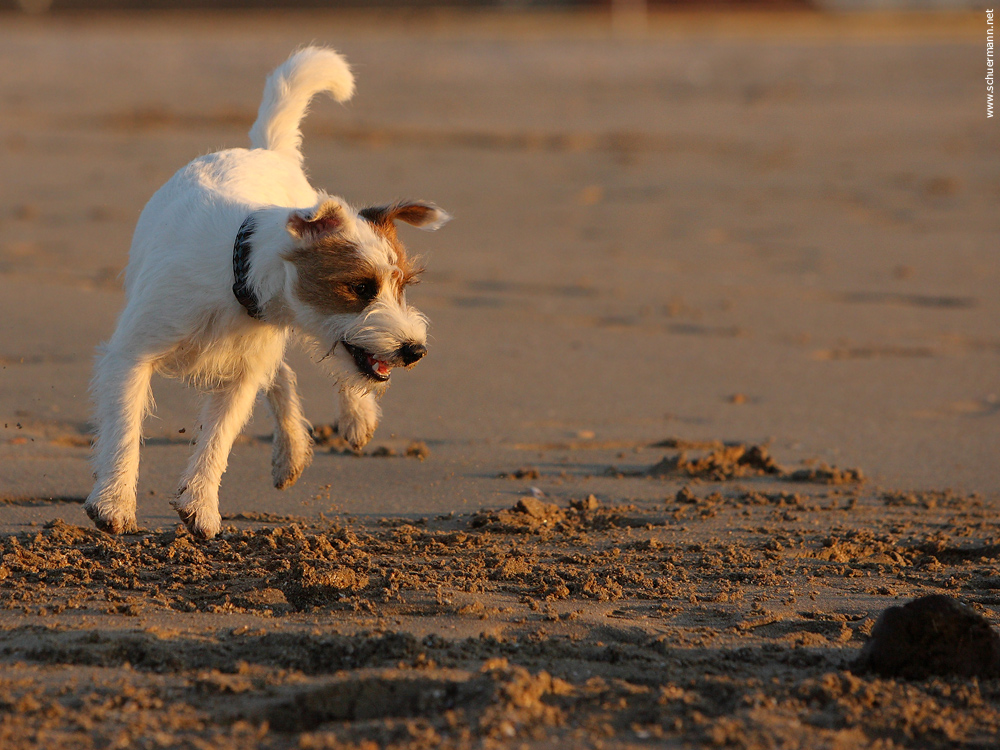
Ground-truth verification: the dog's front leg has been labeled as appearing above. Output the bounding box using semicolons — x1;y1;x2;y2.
337;387;381;452
266;360;313;489
172;376;260;539
85;351;155;534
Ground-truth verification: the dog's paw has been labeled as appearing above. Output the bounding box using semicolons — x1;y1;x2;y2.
171;490;222;540
338;412;377;452
84;499;138;535
272;427;314;490
338;392;380;452
84;491;138;534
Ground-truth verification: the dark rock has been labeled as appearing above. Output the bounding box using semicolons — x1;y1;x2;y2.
854;594;1000;680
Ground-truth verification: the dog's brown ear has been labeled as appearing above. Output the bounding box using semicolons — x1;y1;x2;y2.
287;200;347;242
360;201;451;232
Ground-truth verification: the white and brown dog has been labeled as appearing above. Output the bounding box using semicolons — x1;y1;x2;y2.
84;47;448;539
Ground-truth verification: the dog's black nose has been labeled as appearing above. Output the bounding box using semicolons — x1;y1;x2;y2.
398;342;427;366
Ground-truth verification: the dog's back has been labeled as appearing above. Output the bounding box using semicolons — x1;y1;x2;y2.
124;48;357;301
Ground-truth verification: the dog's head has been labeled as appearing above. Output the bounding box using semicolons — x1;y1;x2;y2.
281;196;448;392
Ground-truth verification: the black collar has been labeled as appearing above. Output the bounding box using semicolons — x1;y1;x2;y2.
232;214;264;320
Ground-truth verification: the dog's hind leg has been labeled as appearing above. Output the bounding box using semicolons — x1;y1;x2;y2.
84;348;155;534
172;375;260;539
265;360;313;489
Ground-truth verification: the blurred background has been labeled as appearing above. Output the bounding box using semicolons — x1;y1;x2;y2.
0;0;986;14
0;0;993;11
0;0;993;12
0;1;995;525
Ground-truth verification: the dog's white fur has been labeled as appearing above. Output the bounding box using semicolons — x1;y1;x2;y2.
85;47;448;539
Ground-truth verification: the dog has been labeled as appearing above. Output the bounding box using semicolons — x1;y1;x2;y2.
83;47;448;539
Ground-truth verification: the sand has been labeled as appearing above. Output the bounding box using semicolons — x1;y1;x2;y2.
0;9;997;748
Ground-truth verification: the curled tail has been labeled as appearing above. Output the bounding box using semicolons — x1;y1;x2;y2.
249;46;355;161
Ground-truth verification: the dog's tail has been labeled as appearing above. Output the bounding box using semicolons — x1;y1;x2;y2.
249;46;355;161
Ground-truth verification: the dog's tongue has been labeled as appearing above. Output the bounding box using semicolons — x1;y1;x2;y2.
367;354;391;377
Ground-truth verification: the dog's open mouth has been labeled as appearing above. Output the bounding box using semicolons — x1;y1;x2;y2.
342;342;392;382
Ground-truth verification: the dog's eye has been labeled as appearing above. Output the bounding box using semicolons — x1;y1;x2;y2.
350;279;378;300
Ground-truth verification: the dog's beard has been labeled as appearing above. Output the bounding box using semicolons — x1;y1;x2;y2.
305;302;427;396
326;344;392;397
343;300;428;357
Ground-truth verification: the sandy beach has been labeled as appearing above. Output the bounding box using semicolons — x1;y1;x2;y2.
0;9;998;748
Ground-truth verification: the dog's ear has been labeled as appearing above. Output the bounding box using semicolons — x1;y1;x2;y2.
287;200;347;242
360;201;451;232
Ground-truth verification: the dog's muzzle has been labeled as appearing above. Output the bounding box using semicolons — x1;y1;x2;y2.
342;341;426;382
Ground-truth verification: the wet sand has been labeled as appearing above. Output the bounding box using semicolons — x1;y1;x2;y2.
0;9;998;748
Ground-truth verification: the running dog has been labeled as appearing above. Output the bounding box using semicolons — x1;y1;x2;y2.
84;47;448;539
